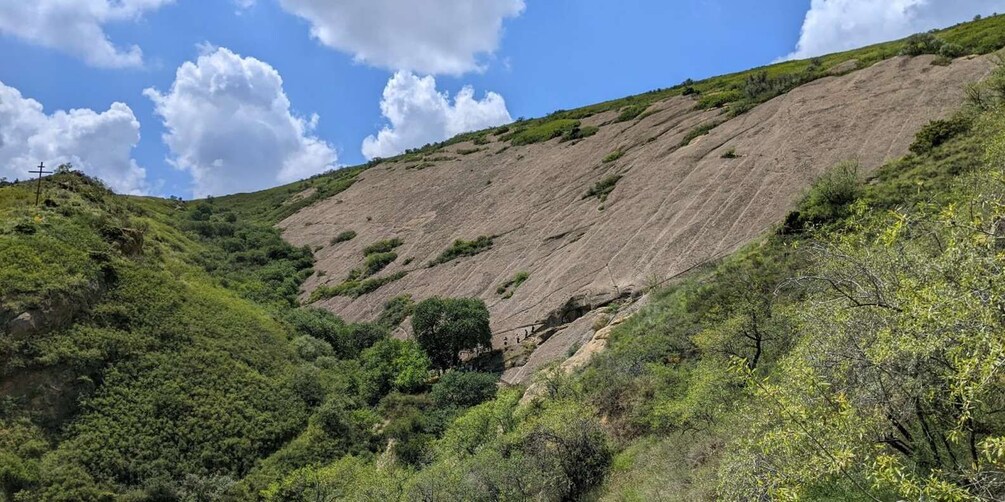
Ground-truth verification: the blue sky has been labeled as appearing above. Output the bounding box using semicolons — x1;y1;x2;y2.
1;0;1002;198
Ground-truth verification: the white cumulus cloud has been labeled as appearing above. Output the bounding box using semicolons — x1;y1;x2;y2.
145;47;338;198
0;0;172;68
277;0;525;75
362;71;512;160
786;0;1005;60
0;81;147;194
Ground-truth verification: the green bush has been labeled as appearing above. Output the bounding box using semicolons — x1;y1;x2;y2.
603;149;625;163
377;294;415;328
901;32;949;56
496;271;530;298
431;371;499;409
290;335;335;362
504;119;581;146
697;90;743;109
615;104;648;123
428;236;494;267
362;238;403;256
412;297;492;370
359;339;431;399
910;115;972;155
560;125;600;143
330;231;356;245
359;252;398;278
782;161;861;234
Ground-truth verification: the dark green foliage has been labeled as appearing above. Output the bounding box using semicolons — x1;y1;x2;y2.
314;398;377;447
377;294;415;328
503;119;581;146
286;307;345;342
697;90;744;109
288;308;390;359
358;251;398;278
412;298;492;370
362;238;404;256
330;231;356;245
560;125;600;143
182;203;315;308
900;32;954;56
333;323;390;360
431;371;498;409
359;339;431;400
428;236;494;267
584;175;623;203
496;271;530;298
782;161;861;234
615;104;648;123
910;115;972;155
721;148;739;159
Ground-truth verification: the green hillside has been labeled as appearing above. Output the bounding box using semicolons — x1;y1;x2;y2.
252;58;1005;501
3;14;1005;501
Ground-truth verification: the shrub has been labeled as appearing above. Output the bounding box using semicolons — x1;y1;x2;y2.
290;335;334;362
412;297;492;370
781;161;861;234
331;322;389;359
378;294;415;328
584;175;623;203
428;236;494;267
362;238;403;256
697;90;743;109
615;104;648;123
431;371;499;408
900;32;968;58
603;149;625;164
359;252;398;278
721;148;739;159
330;231;356;245
286;308;346;344
359;339;431;398
497;271;530;298
560;125;600;143
504;119;580;146
910;115;972;155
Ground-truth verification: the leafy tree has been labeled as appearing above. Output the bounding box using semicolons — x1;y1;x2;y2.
412;298;492;370
430;371;498;409
359;339;431;401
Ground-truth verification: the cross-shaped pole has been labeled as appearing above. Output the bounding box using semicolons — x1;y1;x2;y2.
29;162;52;206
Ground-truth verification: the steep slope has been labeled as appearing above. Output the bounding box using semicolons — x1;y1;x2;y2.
281;54;992;382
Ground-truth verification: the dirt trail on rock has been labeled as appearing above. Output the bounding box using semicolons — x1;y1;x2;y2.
281;55;991;383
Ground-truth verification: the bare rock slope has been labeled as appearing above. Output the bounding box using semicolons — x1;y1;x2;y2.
281;55;990;383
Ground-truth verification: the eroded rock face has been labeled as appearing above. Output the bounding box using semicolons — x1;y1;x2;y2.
282;55;992;383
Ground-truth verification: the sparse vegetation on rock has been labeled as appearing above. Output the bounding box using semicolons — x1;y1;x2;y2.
584;175;623;203
428;236;495;267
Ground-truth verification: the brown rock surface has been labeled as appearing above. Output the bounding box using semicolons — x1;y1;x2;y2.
281;55;991;383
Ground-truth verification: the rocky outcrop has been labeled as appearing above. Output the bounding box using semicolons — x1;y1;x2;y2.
281;55;993;383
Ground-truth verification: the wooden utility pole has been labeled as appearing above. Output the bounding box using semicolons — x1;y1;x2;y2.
29;162;52;206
